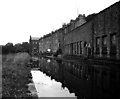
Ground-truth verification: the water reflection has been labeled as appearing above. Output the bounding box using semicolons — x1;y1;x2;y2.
31;58;120;98
31;70;76;97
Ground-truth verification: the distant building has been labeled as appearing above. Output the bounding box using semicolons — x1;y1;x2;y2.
29;36;39;57
39;34;52;54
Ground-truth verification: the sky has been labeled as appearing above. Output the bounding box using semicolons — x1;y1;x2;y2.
0;0;119;45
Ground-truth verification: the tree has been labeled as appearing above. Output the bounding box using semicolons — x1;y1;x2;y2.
21;42;30;53
2;42;30;54
2;42;15;54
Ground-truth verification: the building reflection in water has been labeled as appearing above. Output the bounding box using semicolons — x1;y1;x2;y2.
31;70;76;97
32;57;120;98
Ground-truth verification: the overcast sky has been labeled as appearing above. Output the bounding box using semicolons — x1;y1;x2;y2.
0;0;119;45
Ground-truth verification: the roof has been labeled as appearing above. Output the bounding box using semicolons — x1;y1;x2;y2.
31;37;39;40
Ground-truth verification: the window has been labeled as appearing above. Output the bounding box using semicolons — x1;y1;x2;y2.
64;27;68;34
110;33;116;56
68;44;71;54
73;43;75;54
96;37;100;47
96;37;100;54
77;42;79;55
110;34;116;45
102;36;107;55
79;41;82;54
102;36;107;46
74;43;77;55
71;43;73;55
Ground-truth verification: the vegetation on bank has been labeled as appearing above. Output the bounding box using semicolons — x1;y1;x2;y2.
2;53;37;98
2;42;30;54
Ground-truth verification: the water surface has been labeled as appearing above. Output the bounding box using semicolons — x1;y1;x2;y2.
31;58;120;98
31;69;76;98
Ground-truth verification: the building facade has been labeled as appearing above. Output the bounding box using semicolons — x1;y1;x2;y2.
63;20;93;57
29;36;39;57
93;1;120;59
30;1;120;60
51;28;64;54
39;34;52;54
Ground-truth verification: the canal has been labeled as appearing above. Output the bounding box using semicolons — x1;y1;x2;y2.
31;57;120;98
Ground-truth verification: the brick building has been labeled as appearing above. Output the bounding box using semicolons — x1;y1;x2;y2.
30;1;120;60
51;31;59;53
29;36;39;57
93;1;120;59
63;14;86;35
63;20;93;57
39;34;52;54
51;28;64;54
38;28;64;56
62;14;91;57
63;1;120;60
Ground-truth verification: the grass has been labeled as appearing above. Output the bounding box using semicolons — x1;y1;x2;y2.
2;52;37;98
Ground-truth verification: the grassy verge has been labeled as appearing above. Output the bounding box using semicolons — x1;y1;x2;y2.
2;53;37;98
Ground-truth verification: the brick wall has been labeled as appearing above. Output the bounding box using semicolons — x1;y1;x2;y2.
93;1;120;59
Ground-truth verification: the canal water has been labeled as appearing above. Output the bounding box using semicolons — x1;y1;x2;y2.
31;58;120;98
31;70;76;97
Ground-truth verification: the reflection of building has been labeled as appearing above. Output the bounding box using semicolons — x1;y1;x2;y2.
29;36;39;57
91;64;120;98
37;57;120;98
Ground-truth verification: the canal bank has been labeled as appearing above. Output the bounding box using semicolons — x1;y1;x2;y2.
2;53;38;98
